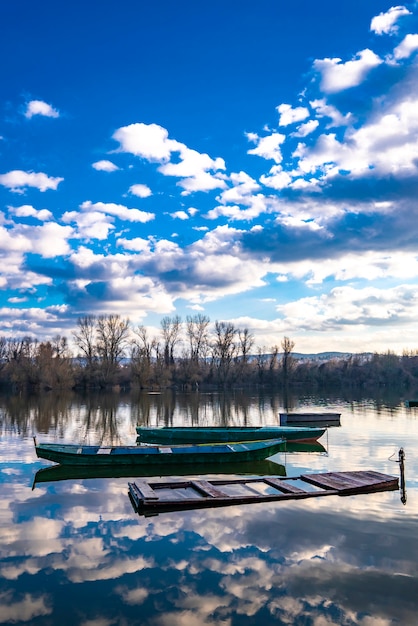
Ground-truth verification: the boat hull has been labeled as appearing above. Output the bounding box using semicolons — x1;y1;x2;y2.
34;438;287;467
135;425;325;444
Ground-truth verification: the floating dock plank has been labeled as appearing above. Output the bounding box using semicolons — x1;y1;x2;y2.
128;470;398;515
280;412;341;425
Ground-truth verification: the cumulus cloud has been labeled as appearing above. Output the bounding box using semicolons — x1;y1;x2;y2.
370;5;411;35
247;132;286;163
313;49;382;93
393;33;418;59
277;103;309;126
80;201;155;223
8;205;53;221
0;170;63;193
113;122;226;194
129;183;152;198
260;166;292;190
92;160;119;172
170;210;189;220
292;119;319;137
113;122;178;162
24;99;59;119
62;210;115;240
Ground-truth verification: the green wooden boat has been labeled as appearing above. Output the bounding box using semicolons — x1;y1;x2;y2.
135;425;325;444
34;437;287;467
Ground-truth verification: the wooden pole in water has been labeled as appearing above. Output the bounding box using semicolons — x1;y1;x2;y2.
399;448;406;505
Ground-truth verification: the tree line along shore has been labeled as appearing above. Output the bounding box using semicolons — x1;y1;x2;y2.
1;314;417;393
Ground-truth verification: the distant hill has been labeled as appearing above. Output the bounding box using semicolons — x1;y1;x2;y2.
252;352;373;363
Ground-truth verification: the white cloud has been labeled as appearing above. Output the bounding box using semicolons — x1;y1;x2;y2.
80;201;155;223
277;103;309;126
370;6;411;35
92;160;119;172
159;145;226;195
276;284;418;333
393;33;418;59
16;222;73;258
0;170;63;193
0;591;51;622
291;119;319;137
159;146;225;178
310;99;351;127
8;205;53;221
129;183;152;198
114;122;226;194
205;203;264;221
113;122;178;162
260;166;292;190
247;132;286;163
117;237;151;252
24;99;59;119
217;171;260;204
314;49;382;93
170;210;189;220
62;210;115;240
31;223;73;257
178;171;227;195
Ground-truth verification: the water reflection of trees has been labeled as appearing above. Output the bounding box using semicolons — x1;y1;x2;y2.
1;386;408;445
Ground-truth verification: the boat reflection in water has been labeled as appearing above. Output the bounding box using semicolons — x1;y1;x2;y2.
32;440;326;488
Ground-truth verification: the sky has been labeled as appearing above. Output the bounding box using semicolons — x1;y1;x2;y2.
2;1;418;355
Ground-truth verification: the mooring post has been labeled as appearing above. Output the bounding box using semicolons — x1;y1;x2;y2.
399;448;406;505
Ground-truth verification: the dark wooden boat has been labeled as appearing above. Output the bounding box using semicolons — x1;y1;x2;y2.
405;400;418;407
280;412;341;426
34;437;287;467
129;470;399;515
135;425;325;444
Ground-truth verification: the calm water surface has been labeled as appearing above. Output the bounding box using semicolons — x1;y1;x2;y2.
0;390;417;625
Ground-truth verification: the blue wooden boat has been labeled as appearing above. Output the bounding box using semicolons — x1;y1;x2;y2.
135;425;325;444
34;437;287;467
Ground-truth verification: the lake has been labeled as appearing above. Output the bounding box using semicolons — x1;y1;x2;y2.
1;389;417;625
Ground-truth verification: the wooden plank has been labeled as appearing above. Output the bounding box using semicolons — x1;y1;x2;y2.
131;480;159;501
301;471;397;492
190;480;229;498
301;472;362;490
264;477;306;494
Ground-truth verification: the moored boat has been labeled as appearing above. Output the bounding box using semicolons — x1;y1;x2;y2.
405;400;418;407
34;437;287;467
280;412;341;425
135;425;325;444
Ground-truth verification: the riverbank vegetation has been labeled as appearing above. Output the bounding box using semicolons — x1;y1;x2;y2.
1;314;417;393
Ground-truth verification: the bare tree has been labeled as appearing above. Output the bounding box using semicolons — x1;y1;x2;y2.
73;316;97;366
281;336;295;386
212;321;237;385
131;325;158;388
238;328;254;363
160;315;182;367
96;314;130;386
186;314;210;362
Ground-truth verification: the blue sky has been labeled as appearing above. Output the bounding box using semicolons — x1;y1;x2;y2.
2;0;418;354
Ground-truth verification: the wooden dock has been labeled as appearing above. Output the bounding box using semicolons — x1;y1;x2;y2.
128;470;398;515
